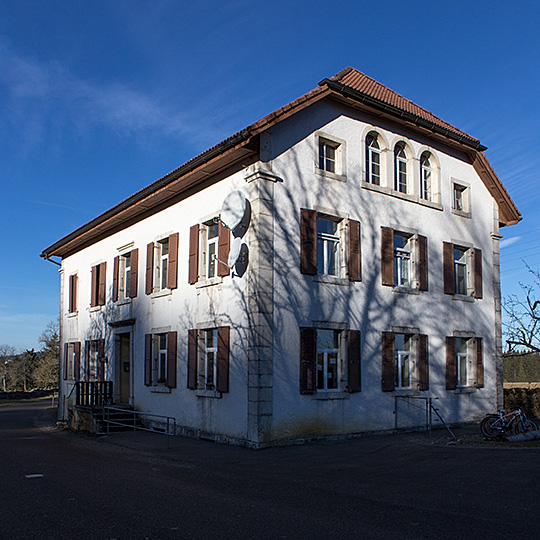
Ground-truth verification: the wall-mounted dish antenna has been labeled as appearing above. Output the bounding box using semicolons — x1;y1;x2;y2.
213;238;245;269
220;190;247;231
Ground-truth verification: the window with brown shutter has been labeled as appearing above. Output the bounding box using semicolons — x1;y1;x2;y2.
188;224;200;284
68;274;78;313
475;337;484;388
98;263;107;306
300;209;317;276
347;330;361;392
90;266;97;307
166;331;177;389
129;248;138;298
381;331;395;392
217;222;230;277
187;329;198;389
145;242;154;295
299;327;316;394
417;235;428;291
473;249;483;299
63;343;69;381
216;326;230;393
348;220;362;282
144;334;152;386
113;256;120;302
381;228;394;286
74;342;81;381
97;339;105;381
167;233;179;290
418;334;429;391
443;242;455;295
445;337;457;390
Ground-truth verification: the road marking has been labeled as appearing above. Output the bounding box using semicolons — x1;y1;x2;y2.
25;474;44;479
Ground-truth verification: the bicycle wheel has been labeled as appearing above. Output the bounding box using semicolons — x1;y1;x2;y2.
513;418;539;435
481;415;504;439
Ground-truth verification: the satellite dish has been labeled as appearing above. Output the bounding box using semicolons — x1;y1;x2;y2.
228;237;243;268
221;190;247;231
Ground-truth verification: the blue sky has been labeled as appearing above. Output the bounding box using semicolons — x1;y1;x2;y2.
1;0;539;351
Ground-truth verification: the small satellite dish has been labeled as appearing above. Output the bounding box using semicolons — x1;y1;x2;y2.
221;190;247;231
228;237;243;268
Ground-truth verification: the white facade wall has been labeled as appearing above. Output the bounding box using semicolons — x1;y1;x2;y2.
59;98;503;446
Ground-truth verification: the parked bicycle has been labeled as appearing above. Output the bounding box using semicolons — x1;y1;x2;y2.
480;407;538;439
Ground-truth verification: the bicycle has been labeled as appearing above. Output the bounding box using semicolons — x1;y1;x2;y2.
480;407;538;439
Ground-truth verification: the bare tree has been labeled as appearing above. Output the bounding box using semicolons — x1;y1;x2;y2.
35;320;60;389
0;344;17;392
504;267;540;353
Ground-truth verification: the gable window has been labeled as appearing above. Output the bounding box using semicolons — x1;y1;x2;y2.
394;143;408;193
63;341;81;381
315;132;346;180
90;263;107;307
68;274;78;313
381;331;429;392
420;152;432;201
453;183;467;212
299;327;361;395
300;209;361;282
365;133;381;185
145;234;178;295
317;217;340;276
381;228;428;291
319;139;338;173
187;327;230;393
188;222;230;285
113;249;139;301
446;336;484;390
144;331;177;388
443;242;482;298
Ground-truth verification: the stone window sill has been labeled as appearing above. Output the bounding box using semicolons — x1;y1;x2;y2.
313;391;350;400
195;389;222;399
312;275;350;286
151;289;172;299
454;387;477;394
452;294;475;303
151;386;171;394
195;277;223;289
360;181;443;211
315;168;347;183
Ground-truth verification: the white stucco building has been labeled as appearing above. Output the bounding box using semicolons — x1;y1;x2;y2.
42;67;520;447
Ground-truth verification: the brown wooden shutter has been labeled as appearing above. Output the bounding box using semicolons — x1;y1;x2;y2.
347;330;361;392
63;343;68;380
381;331;395;392
418;334;429;391
98;262;107;306
188;224;200;284
299;327;316;394
74;342;81;381
90;266;97;307
97;339;105;381
69;274;78;313
84;341;90;381
166;331;177;389
187;329;198;390
348;220;362;282
446;337;457;390
216;326;230;393
475;337;484;388
473;248;483;299
300;209;317;275
112;256;119;302
167;233;179;289
443;242;454;295
218;222;231;277
381;227;394;286
144;334;152;386
145;242;154;295
129;248;138;298
417;235;428;291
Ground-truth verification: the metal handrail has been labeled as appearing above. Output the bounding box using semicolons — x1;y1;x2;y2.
102;406;176;449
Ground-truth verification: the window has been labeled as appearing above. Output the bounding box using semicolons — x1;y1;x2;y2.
420;152;432;201
300;209;361;282
319;139;338;173
68;274;78;313
394;143;408;193
394;334;411;389
90;263;107;307
113;249;139;301
145;234;178;294
365;133;381;185
187;327;230;393
63;342;81;380
393;233;412;287
446;336;484;390
188;222;230;285
144;331;177;388
317;217;340;276
443;242;482;298
299;327;361;394
382;331;428;392
453;183;467;212
381;228;428;291
84;339;105;381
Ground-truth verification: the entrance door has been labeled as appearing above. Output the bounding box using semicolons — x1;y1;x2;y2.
119;333;131;403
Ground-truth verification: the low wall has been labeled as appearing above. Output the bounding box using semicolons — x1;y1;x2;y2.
0;390;56;401
504;387;540;419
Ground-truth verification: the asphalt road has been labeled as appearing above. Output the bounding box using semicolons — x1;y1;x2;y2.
1;400;539;540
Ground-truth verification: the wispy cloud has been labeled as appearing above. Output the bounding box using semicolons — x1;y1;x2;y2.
500;236;521;249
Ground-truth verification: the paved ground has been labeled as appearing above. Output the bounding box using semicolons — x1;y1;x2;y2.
1;400;540;539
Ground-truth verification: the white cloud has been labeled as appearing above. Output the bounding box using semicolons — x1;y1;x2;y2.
500;236;521;249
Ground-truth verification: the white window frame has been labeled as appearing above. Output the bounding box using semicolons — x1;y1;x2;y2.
365;133;381;185
316;329;342;392
456;337;469;388
394;333;412;389
204;220;219;280
454;246;468;295
452;181;470;217
119;252;131;301
154;333;168;385
314;132;346;181
155;238;169;292
198;328;218;390
66;343;76;380
317;216;341;277
394;144;408;193
394;232;412;287
420;153;432;201
87;341;99;381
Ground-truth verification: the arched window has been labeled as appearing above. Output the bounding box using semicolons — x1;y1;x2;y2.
394;143;407;193
420;152;432;201
365;133;381;185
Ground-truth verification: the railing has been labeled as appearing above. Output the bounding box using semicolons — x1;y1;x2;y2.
76;381;113;406
103;406;176;449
